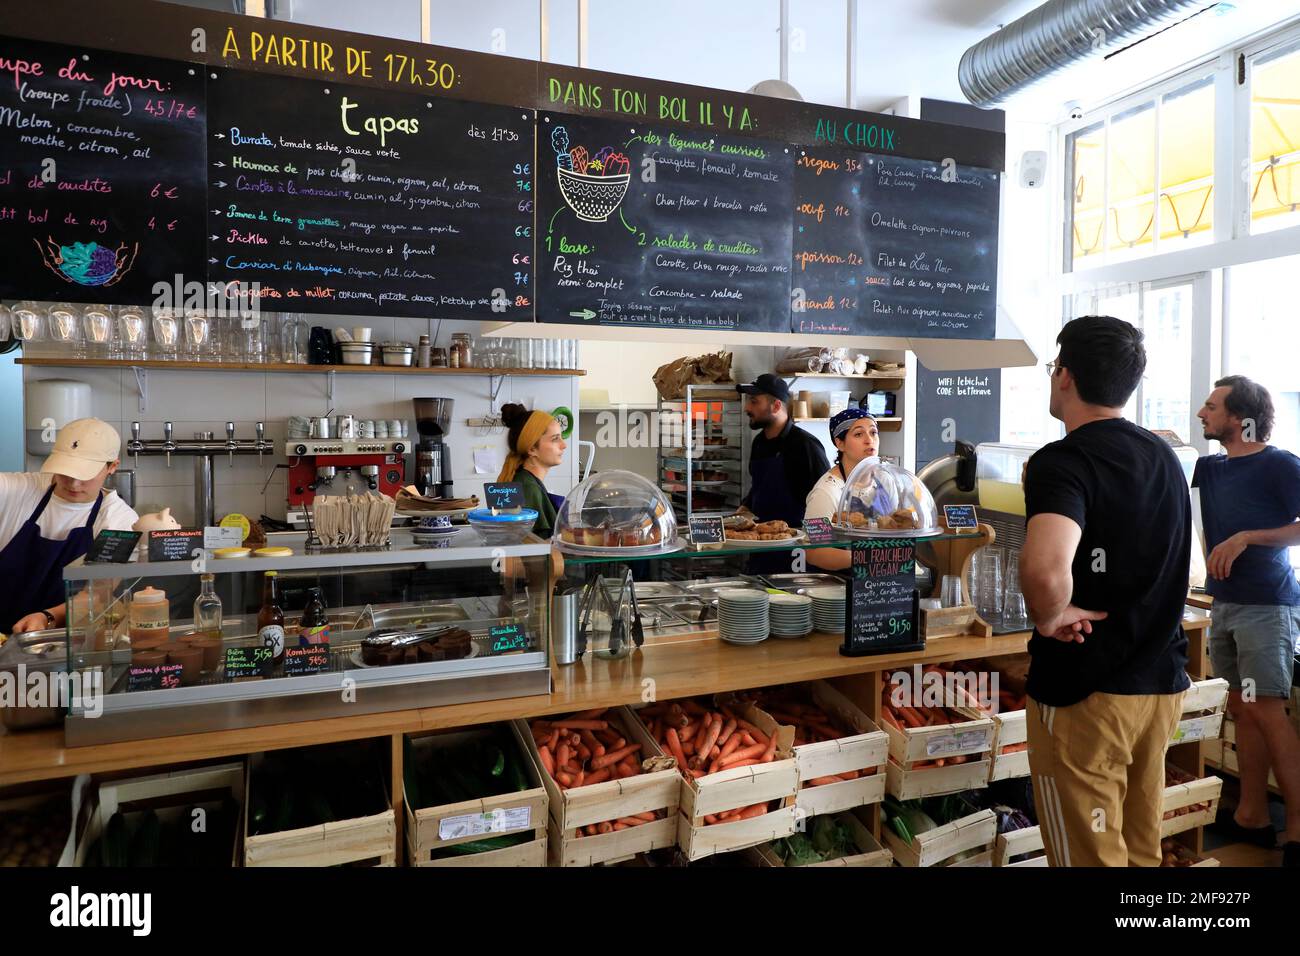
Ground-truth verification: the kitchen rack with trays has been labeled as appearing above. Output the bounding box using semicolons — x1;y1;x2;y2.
655;384;745;524
57;530;554;746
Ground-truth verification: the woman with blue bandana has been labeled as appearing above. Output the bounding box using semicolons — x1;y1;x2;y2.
804;408;880;572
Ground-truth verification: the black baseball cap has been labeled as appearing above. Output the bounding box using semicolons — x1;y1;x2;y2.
736;373;791;404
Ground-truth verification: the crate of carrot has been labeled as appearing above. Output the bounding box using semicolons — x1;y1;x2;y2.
740;681;888;818
518;707;681;867
632;696;798;862
878;666;996;800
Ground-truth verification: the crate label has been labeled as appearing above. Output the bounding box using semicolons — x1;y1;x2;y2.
1171;721;1208;743
438;806;531;841
925;730;988;757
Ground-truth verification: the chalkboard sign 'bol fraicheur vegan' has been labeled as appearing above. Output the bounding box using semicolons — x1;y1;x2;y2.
0;37;207;304
537;114;793;332
841;538;923;657
205;68;533;319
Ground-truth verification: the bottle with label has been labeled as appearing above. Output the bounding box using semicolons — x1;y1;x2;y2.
128;586;170;650
193;573;222;639
299;587;330;646
257;571;286;663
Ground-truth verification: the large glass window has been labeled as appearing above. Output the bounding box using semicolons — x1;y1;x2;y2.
1249;37;1300;234
1158;77;1215;248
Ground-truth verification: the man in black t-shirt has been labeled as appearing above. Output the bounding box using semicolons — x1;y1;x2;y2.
1020;316;1191;867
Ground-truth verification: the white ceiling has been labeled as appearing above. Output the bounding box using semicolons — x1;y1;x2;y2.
266;0;1300;122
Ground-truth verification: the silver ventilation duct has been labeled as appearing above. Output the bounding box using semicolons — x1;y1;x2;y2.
959;0;1210;106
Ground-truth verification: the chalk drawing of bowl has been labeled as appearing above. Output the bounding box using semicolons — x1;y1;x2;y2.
557;168;631;223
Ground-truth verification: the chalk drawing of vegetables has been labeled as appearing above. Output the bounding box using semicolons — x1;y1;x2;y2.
552;125;631;222
35;238;139;287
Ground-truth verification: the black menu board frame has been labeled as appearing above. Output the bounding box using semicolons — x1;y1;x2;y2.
841;537;923;657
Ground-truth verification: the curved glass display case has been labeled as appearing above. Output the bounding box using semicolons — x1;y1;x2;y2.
554;469;680;557
833;458;941;538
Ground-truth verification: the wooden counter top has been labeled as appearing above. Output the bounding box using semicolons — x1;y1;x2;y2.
0;614;1210;787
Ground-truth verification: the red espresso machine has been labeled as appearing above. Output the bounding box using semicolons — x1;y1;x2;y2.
285;430;408;515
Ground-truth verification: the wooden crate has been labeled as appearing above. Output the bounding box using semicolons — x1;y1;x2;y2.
883;807;998;867
516;707;679;867
746;809;892;867
1161;775;1223;839
994;825;1047;867
988;708;1029;782
1217;742;1282;793
921;605;992;640
75;763;243;867
880;710;995;799
406;722;548;867
244;753;394;868
763;681;888;818
1171;678;1229;745
643;702;798;862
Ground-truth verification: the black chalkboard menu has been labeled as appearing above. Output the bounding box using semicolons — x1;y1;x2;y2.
206;68;534;319
791;148;999;339
915;360;1000;469
842;538;922;657
0;37;206;304
536;114;793;332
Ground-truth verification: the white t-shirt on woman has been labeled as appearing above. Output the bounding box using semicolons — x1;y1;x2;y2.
804;466;847;523
0;472;139;552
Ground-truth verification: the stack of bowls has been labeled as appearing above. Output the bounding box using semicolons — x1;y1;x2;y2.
717;589;769;645
808;585;847;634
768;593;813;637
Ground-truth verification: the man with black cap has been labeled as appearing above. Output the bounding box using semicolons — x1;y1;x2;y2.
737;374;829;539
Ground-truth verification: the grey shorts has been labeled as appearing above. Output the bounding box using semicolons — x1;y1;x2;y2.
1209;602;1300;699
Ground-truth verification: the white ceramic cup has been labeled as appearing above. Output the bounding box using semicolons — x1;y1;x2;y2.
352;326;372;343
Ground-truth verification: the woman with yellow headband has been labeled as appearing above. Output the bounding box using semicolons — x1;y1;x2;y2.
498;403;568;539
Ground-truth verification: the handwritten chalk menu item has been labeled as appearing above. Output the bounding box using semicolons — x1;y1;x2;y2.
943;505;978;530
489;623;528;654
804;516;834;544
147;528;204;562
127;662;183;692
538;114;793;331
85;529;141;564
206;68;533;319
915;360;999;469
283;644;330;676
791;148;999;338
223;645;273;680
484;482;523;511
688;514;725;546
841;538;922;657
0;37;206;304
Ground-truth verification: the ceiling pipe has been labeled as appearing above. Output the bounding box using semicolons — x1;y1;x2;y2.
958;0;1209;106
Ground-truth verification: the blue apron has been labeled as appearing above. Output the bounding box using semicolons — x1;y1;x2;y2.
0;485;103;632
746;453;803;575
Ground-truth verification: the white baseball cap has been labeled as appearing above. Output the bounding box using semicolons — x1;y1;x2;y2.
40;418;122;482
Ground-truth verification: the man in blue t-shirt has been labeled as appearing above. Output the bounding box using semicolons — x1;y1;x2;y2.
1193;375;1300;867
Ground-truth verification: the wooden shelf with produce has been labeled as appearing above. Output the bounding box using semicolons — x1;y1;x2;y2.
15;358;586;377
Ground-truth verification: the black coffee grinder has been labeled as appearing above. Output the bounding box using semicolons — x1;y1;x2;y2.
413;397;454;498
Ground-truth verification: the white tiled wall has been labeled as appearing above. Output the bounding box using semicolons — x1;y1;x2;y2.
22;317;579;525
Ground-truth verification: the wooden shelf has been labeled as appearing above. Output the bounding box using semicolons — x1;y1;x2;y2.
16;358;585;377
786;371;905;381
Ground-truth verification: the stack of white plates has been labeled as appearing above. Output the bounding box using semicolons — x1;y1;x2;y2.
717;589;770;645
768;593;813;637
807;585;847;634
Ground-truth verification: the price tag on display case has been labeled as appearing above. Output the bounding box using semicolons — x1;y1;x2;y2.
223;646;274;680
688;514;725;547
284;645;331;676
147;529;205;562
85;529;140;564
484;482;524;511
489;624;528;654
127;663;183;692
803;517;833;544
942;505;979;531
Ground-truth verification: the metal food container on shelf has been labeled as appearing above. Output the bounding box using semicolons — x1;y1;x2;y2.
0;630;73;730
381;343;415;366
339;342;376;365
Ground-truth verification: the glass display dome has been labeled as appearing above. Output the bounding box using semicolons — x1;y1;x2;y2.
555;469;681;556
834;458;941;538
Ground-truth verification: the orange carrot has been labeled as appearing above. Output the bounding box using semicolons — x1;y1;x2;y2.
538;746;555;776
807;775;844;787
580;729;605;758
545;729;560;750
878;707;903;731
716;718;738;746
719;735;743;760
896;706;927;729
564;760;581;774
584;767;613;785
738;803;769;819
719;758;761;770
679;721;699;742
571;707;609;720
616;816;649;828
665;727;688;769
576;743;592;762
591;743;641;770
719;743;766;767
597;821;613;834
556;770;575;787
693;716;723;768
761;729;778;762
704;814;718;825
555;741;571;769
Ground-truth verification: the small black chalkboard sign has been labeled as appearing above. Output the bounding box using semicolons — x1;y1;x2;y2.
85;529;141;564
223;646;274;681
484;483;524;511
688;515;726;546
943;505;979;531
841;538;923;657
127;662;183;692
147;529;205;563
489;624;528;654
804;517;834;544
284;644;331;677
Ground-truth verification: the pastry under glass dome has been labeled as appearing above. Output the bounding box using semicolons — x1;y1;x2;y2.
833;458;941;538
555;469;681;556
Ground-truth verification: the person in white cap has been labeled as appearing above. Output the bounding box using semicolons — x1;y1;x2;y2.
0;418;139;634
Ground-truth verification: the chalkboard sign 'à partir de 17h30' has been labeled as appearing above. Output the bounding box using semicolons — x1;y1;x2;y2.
791;148;999;340
0;37;207;305
537;113;793;332
205;68;534;320
842;538;923;657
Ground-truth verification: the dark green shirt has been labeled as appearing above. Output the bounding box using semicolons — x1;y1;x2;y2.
517;467;558;539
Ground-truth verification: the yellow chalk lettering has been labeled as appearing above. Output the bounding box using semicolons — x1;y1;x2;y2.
222;27;241;59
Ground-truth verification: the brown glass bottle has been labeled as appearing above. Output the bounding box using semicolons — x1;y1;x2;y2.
257;571;286;663
299;587;330;646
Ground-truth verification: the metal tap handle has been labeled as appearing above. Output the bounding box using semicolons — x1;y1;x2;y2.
130;422;141;466
130;421;141;442
162;421;173;466
255;421;265;462
226;421;236;467
225;421;236;440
